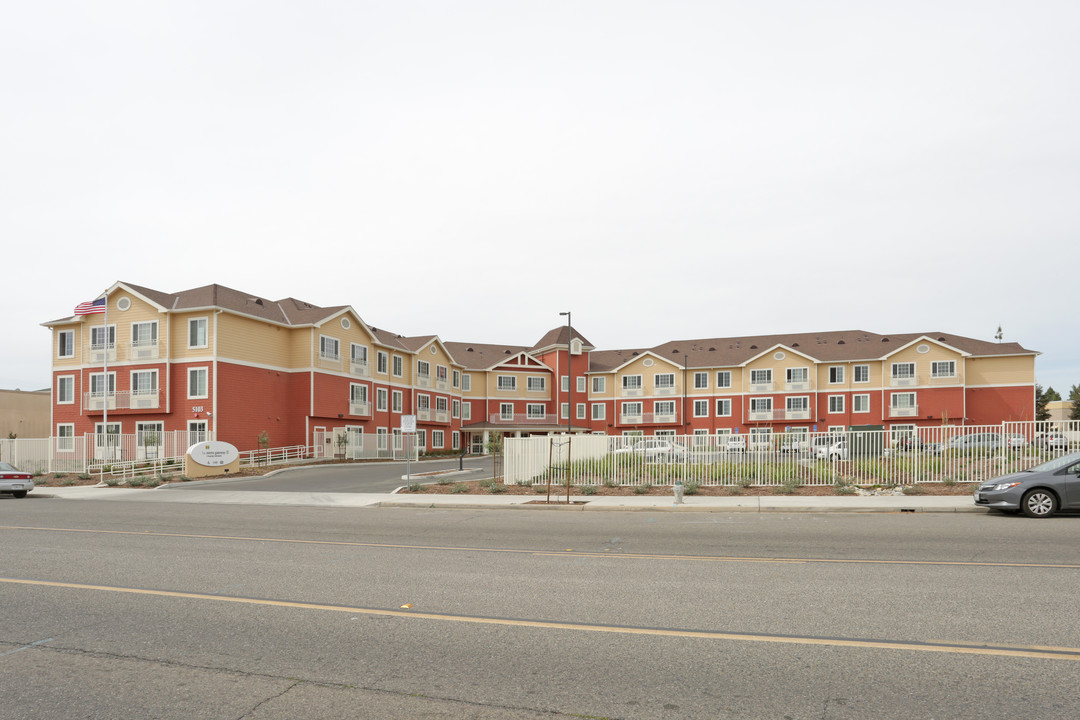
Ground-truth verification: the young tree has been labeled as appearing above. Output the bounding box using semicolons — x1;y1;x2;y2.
1036;385;1061;422
1069;385;1080;421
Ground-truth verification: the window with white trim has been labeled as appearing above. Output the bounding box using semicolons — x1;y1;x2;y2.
891;392;916;409
452;370;460;388
132;321;158;347
561;403;569;419
436;365;448;382
351;344;368;366
622;401;643;417
188;368;208;399
188;318;208;348
462;374;472;392
392;355;403;377
654;400;676;416
853;394;870;413
527;377;546;392
716;371;732;388
57;375;74;404
351;384;368;404
654;373;675;389
750;369;772;385
828;395;845;413
592;377;606;394
786;396;809;413
931;361;956;378
452;431;460;450
500;403;514;420
417;360;431;379
854;365;870;383
58;330;75;358
462;402;472;420
56;424;75;451
131;369;158;396
452;399;460;418
829;366;845;384
392;390;403;413
377;351;388;374
750;397;772;413
432;430;444;449
577;403;586;419
320;336;340;361
622;375;642;391
694;372;708;389
693;399;709;417
891;362;915;379
716;399;732;417
561;375;568;392
577;377;586;393
90;325;115;350
786;367;808;384
592;403;606;420
376;388;388;411
497;375;517;391
526;404;545;419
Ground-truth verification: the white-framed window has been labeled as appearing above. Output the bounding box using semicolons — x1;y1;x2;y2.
416;429;426;450
188;367;208;399
828;395;845;413
320;335;340;361
188;318;208;349
351;344;368;366
527;376;546;392
350;383;368;404
131;321;158;347
436;365;448;383
655;429;676;438
131;369;158;396
694;372;708;389
90;324;116;350
577;377;586;393
931;361;956;378
436;396;448;413
392;355;403;377
592;377;606;394
561;403;569;419
497;375;517;391
592;403;606;420
391;390;403;413
786;396;809;413
452;399;460;418
188;420;208;444
622;401;643;417
829;366;845;384
750;397;772;413
417;360;431;379
750;369;772;385
452;370;460;388
462;402;471;421
828;425;845;434
90;372;116;398
716;371;732;388
716;399;732;417
891;392;917;409
786;367;808;384
526;404;546;419
891;362;916;379
462;374;472;392
654;373;675;389
853;394;870;413
622;375;642;391
654;400;676;415
377;351;388;374
561;375;569;392
58;330;75;358
577;403;586;419
56;424;75;451
500;403;514;421
693;399;709;417
452;431;460;450
432;430;444;449
376;387;388;411
57;375;74;404
854;365;870;383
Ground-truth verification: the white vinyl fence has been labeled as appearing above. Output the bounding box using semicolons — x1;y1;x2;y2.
312;429;419;462
0;431;213;475
504;421;1080;488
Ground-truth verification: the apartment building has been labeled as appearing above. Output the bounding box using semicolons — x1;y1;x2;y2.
44;282;1037;453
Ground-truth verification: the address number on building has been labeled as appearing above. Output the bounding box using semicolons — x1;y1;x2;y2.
192;406;205;413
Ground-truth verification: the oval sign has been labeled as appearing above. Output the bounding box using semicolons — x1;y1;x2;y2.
187;440;239;467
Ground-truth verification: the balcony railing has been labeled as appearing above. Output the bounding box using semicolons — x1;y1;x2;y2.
416;375;432;388
654;386;677;396
349;401;371;417
749;382;774;393
88;343;116;363
619;412;679;425
622;386;643;397
84;391;160;411
487;413;555;425
748;409;774;421
130;342;159;361
350;360;370;377
417;408;431;421
890;374;918;387
317;353;342;371
890;405;919;417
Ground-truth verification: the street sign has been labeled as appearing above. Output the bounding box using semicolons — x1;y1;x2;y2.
401;415;417;433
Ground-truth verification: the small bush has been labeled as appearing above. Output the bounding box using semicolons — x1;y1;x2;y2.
941;476;958;486
450;483;468;494
602;477;618;488
534;485;548;493
834;484;857;495
902;485;926;495
632;484;650;495
683;480;700;496
78;473;91;481
408;481;423;492
488;484;507;494
580;485;598;496
52;472;67;479
728;486;743;496
103;477;122;487
61;477;77;486
178;475;192;482
128;476;148;487
478;477;496;489
437;477;454;486
144;477;161;488
735;476;754;489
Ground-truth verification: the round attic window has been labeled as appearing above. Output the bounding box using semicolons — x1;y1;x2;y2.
340;317;351;329
116;297;131;311
917;344;930;354
643;358;655;368
774;351;786;360
430;346;437;354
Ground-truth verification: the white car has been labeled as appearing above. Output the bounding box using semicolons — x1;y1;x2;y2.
813;439;847;460
612;439;687;462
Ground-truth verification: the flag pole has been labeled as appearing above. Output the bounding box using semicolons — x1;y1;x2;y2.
102;287;109;463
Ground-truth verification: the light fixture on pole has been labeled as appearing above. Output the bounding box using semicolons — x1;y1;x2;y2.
559;311;572;504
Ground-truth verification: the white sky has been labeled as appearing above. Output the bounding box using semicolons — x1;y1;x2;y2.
3;1;1078;394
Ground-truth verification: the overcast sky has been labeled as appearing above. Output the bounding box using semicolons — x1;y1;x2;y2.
3;1;1078;395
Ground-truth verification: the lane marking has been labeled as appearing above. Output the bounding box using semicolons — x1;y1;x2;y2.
0;638;54;657
2;525;1079;570
3;577;1079;662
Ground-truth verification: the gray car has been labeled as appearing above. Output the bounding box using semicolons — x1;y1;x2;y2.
974;451;1080;518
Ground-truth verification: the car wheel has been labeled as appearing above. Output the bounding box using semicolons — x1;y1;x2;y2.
12;490;27;499
1021;489;1058;518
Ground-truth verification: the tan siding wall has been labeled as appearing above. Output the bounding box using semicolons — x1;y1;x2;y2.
217;314;293;367
169;312;216;360
966;356;1035;386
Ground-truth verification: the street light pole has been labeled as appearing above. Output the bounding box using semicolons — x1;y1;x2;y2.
560;311;572;504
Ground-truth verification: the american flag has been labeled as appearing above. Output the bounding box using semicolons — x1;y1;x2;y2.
74;298;107;315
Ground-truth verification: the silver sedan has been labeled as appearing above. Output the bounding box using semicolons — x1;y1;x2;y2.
974;451;1080;518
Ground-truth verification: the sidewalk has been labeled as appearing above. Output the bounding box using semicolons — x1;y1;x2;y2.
31;484;981;513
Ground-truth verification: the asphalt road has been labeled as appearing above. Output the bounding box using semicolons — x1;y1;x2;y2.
171;456;497;493
3;499;1080;719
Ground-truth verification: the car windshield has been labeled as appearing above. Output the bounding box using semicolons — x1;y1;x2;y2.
1024;452;1080;474
0;462;16;471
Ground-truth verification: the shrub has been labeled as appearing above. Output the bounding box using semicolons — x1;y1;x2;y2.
834;484;856;495
632;484;651;495
78;473;91;481
941;476;958;486
478;477;496;489
580;484;598;496
602;477;618;488
103;477;121;487
437;477;454;486
683;480;700;496
450;483;468;494
408;481;422;492
61;477;77;486
728;486;743;496
488;484;507;494
902;485;925;495
178;475;192;482
735;476;754;489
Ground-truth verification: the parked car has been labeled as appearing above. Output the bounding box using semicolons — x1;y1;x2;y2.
1004;433;1029;449
813;438;847;460
612;439;687;462
724;436;746;452
945;433;1003;452
895;436;926;452
780;436;810;453
0;462;35;498
1033;433;1069;450
974;450;1080;517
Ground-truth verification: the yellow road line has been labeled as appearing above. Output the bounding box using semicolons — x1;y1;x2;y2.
4;576;1079;662
2;525;1078;570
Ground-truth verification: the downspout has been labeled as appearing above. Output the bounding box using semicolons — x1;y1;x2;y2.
213;310;222;440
